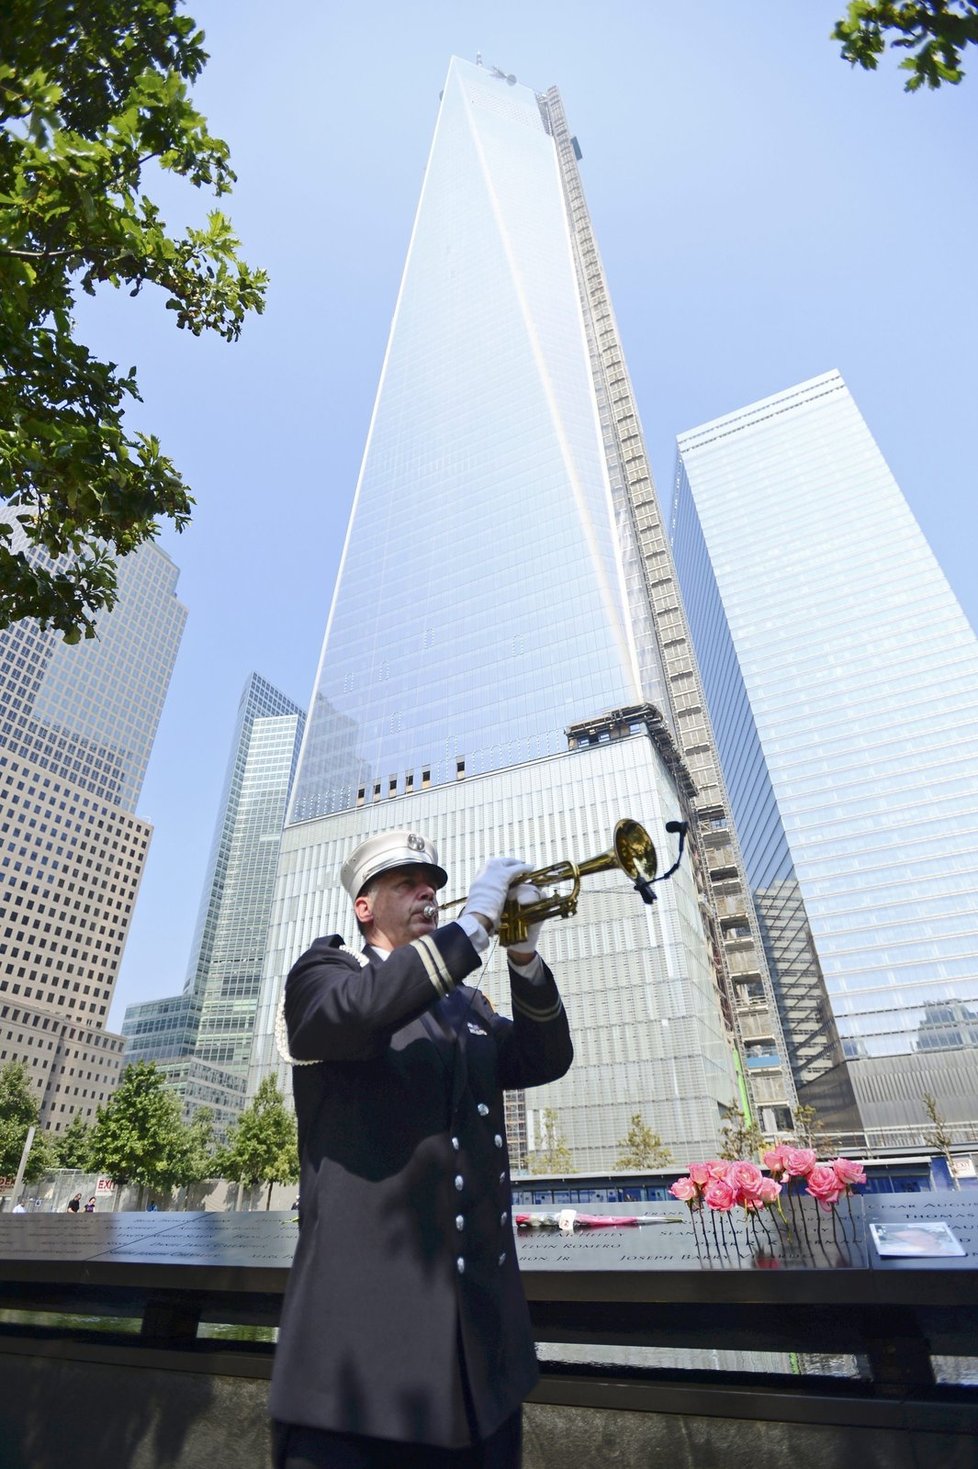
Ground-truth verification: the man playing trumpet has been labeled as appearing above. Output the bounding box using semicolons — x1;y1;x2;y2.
270;829;574;1469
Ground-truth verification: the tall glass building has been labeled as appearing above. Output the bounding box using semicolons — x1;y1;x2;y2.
0;524;187;1132
0;520;186;810
672;371;978;1136
252;58;794;1167
187;673;305;1076
124;674;304;1120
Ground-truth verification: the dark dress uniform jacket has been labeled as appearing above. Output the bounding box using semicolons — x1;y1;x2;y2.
268;920;573;1450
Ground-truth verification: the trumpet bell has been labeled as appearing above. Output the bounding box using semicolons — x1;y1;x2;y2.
613;817;657;886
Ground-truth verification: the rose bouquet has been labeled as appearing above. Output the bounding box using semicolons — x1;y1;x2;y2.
669;1151;867;1259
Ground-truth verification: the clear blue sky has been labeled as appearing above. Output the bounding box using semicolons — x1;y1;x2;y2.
95;1;978;1027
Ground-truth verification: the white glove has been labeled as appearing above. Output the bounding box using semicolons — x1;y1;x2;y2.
504;883;545;955
462;857;528;932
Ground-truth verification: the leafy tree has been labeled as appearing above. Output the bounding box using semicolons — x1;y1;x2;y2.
528;1108;573;1175
0;1062;56;1183
791;1103;825;1154
0;1059;53;1181
182;1105;216;1185
0;1060;37;1175
718;1106;767;1162
53;1113;94;1170
922;1091;959;1189
88;1060;195;1203
22;1127;57;1182
614;1113;672;1171
834;1;978;90
0;1;267;640
216;1077;298;1209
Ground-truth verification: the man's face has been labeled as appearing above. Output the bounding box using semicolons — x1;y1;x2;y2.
354;864;439;950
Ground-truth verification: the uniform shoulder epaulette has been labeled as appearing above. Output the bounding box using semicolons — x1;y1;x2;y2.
275;938;369;1064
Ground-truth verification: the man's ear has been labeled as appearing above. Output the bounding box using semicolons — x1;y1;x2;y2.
354;891;374;928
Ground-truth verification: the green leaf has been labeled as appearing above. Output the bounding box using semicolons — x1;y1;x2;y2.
0;0;266;638
833;1;978;91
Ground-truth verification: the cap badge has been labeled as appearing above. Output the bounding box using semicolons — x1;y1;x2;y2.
407;833;426;852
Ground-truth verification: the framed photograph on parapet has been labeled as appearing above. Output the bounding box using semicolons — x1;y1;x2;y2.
870;1221;966;1258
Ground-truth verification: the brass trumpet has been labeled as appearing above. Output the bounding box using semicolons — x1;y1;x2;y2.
442;818;659;946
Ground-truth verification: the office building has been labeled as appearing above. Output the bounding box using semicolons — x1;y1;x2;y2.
672;370;978;1135
0;524;186;1131
121;984;247;1138
121;991;201;1067
251;58;794;1168
123;674;303;1131
186;673;304;1075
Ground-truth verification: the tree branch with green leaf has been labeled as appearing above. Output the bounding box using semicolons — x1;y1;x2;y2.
834;1;978;90
87;1060;215;1204
0;1060;55;1182
216;1076;298;1210
615;1113;672;1171
529;1108;573;1175
0;1;267;640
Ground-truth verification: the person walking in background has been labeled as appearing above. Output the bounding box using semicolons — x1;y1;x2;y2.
65;1193;81;1213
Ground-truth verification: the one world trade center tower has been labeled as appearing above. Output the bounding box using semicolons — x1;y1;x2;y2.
251;58;791;1167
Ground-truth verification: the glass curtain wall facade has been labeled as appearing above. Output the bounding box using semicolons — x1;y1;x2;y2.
289;59;657;821
539;88;793;1133
124;674;304;1098
672;371;978;1135
187;674;305;1076
0;526;187;1131
255;736;732;1167
252;57;751;1167
0;521;186;810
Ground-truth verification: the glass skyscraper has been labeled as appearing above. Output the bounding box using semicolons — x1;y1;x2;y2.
0;519;186;810
672;371;978;1136
252;57;795;1167
0;524;187;1131
187;673;305;1075
124;674;303;1126
288;62;662;822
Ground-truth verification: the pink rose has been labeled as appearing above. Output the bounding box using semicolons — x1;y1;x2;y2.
705;1159;730;1180
757;1176;782;1205
669;1176;699;1204
830;1157;866;1189
781;1147;817;1178
726;1161;765;1207
762;1145;790;1176
703;1177;737;1211
805;1163;844;1211
687;1162;711;1187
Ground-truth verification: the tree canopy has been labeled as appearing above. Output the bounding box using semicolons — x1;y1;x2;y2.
0;1059;39;1177
0;1059;54;1181
718;1106;768;1162
183;1105;217;1183
834;1;978;89
614;1113;672;1171
216;1076;298;1209
52;1113;94;1170
791;1103;825;1154
87;1059;213;1199
529;1108;573;1175
0;1;266;640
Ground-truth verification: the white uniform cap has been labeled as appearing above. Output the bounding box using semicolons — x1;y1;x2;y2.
340;830;448;901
